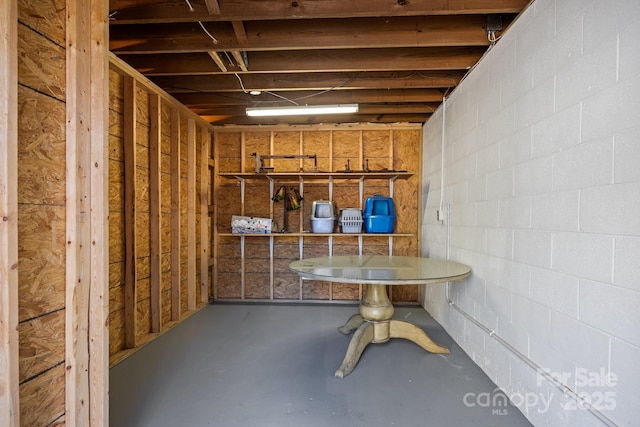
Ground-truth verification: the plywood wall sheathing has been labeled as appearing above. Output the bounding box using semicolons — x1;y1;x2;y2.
213;126;422;304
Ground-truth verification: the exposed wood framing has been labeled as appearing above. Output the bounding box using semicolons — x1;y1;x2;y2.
230;51;248;72
123;76;138;348
0;0;19;425
149;93;162;333
200;128;210;303
170;108;181;320
66;0;109;425
204;0;220;15
207;51;227;72
231;21;248;45
187;119;197;311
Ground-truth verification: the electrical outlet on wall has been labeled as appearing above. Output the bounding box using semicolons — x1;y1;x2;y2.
437;210;444;221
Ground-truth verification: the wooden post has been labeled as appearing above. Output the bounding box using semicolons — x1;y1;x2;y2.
149;94;162;332
187;119;197;311
123;76;138;348
0;0;20;425
66;0;109;425
200;128;210;303
170;108;181;320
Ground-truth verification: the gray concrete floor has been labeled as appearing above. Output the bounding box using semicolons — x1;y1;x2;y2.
110;304;532;427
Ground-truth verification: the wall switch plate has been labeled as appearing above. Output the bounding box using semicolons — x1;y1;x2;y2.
437;210;444;221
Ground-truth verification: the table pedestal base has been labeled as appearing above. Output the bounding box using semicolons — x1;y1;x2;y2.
334;285;450;379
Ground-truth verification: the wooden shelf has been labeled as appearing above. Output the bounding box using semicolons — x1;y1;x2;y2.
218;171;412;180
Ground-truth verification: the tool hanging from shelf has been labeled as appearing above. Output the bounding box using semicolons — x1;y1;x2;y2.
272;185;303;232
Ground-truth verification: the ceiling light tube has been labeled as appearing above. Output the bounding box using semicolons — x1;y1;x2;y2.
246;104;358;117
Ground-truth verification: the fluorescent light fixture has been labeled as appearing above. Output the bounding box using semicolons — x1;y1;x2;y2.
246;104;358;117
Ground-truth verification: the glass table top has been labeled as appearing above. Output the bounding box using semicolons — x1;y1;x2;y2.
289;255;471;285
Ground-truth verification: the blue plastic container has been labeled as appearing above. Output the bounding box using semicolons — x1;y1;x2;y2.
363;194;396;233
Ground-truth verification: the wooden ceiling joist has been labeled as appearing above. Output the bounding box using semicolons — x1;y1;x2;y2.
108;0;530;24
109;15;496;53
119;47;485;76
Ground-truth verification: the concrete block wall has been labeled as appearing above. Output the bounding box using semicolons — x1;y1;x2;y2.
421;0;640;425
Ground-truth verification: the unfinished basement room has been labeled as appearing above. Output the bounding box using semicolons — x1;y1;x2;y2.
1;0;639;426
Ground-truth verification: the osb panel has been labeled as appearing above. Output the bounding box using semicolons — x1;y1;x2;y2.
244;184;272;217
136;212;150;257
109;69;124;114
109;280;124;314
136;298;152;341
161;215;172;253
389;285;420;303
19;363;65;427
393;179;418;234
302;244;330;258
109;159;124;213
137;278;151;302
272;131;300;154
161;289;171;327
274;274;300;299
17;204;65;321
109;107;124;137
332;130;360;159
218;157;241;173
393;130;420;172
136;165;150;211
244;131;271;172
216;132;241;157
136;142;150;170
18;0;65;46
135;85;150;125
18;24;65;100
109;133;124;161
17;85;66;205
361;244;391;256
245;241;270;259
245;273;270;299
302;131;331;156
137;256;151;280
161;269;171;294
363;130;391;159
273;242;299;259
109;309;125;355
332;283;360;300
109;262;124;290
216;273;242;298
19;310;64;382
302;281;330;300
217;241;240;259
161;103;171;137
161;172;172;213
332;243;360;256
109;211;125;263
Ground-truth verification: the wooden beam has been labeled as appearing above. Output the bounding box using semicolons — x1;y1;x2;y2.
0;0;19;424
170;108;181;321
110;15;491;53
207;51;227;73
200;128;210;303
231;20;248;45
120;46;485;76
204;0;220;15
148;71;464;93
109;0;529;24
66;0;109;425
174;88;445;106
149;93;162;333
187;119;197;311
230;51;248;72
123;75;137;349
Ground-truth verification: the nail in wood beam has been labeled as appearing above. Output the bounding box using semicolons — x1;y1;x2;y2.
170;108;182;320
149;94;162;332
0;0;19;424
123;76;138;348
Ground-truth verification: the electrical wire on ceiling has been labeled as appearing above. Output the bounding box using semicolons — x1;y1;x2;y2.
184;0;219;44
